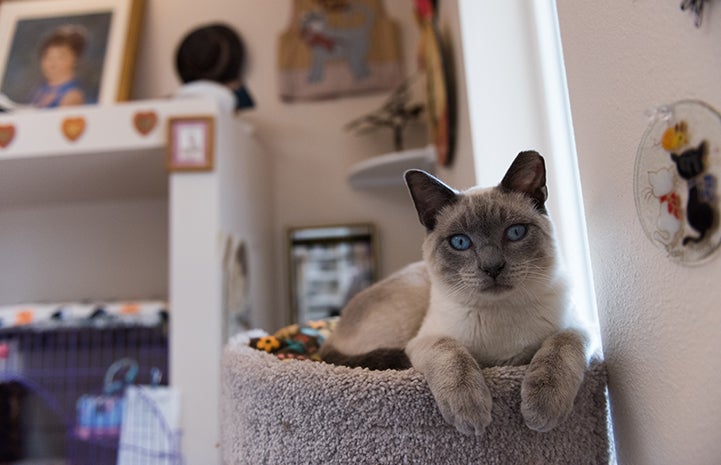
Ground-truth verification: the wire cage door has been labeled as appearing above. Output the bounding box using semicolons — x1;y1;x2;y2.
0;321;181;464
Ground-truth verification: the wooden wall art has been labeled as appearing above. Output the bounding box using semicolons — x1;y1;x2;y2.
277;0;404;101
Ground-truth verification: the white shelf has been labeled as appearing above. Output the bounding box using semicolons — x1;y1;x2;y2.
348;145;437;189
0;98;217;206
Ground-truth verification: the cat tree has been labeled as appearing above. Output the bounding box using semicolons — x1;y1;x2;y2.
220;339;611;464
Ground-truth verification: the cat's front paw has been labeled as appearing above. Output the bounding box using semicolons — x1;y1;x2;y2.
433;370;493;436
521;330;587;432
520;362;578;432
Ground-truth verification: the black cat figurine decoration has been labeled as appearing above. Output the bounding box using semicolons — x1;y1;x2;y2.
670;140;718;245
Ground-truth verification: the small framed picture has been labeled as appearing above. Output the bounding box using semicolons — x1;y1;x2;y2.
167;115;215;172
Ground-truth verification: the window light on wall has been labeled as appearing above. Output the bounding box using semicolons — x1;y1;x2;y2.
458;0;601;353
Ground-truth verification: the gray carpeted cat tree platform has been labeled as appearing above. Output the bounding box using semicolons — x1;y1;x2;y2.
221;339;611;465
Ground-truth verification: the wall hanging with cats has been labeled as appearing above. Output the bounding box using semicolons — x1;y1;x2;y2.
635;100;721;264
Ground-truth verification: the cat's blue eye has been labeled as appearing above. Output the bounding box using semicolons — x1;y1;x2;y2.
505;224;527;242
449;234;472;251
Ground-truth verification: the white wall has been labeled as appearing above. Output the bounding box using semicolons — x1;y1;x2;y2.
0;199;168;303
557;2;721;464
132;0;476;328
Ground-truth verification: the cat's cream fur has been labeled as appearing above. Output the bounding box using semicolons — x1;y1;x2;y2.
320;151;589;435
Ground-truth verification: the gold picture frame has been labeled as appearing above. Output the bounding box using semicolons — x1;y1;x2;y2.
166;115;215;172
0;0;145;107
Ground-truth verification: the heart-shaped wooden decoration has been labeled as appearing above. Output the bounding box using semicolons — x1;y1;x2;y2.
61;117;86;142
0;124;15;149
133;110;158;136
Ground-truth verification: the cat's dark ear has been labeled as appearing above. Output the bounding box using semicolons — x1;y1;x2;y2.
500;151;548;211
405;169;459;231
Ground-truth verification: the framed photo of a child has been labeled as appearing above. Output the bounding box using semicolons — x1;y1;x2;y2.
0;0;144;108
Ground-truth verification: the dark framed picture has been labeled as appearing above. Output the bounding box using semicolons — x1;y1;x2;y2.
287;224;378;324
166;115;215;172
0;0;144;108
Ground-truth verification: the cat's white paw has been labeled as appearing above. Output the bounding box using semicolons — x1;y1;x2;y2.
433;369;492;436
520;362;576;432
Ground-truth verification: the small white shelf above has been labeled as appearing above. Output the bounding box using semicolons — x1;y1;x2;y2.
348;145;437;189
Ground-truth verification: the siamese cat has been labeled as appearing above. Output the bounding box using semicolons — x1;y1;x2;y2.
320;151;590;436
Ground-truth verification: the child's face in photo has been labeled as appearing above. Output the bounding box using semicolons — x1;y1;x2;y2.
41;44;77;82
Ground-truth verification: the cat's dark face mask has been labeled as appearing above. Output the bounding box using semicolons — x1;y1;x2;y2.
233;85;255;111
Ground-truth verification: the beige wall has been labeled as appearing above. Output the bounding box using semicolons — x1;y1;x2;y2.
132;0;475;328
558;2;721;464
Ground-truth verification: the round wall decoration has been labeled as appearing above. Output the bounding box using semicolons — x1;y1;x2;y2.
634;100;721;264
